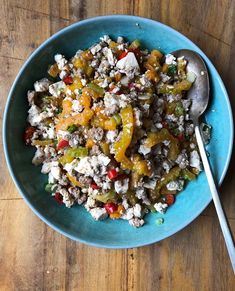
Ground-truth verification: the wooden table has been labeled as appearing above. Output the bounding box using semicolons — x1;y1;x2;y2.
1;1;235;290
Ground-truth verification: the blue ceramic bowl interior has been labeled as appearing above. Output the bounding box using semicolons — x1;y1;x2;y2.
3;15;233;248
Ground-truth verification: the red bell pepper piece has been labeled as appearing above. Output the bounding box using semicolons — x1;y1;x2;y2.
90;182;100;190
54;192;63;204
24;126;36;144
104;202;118;214
63;75;73;85
107;168;118;180
165;194;175;206
118;50;128;60
57;139;69;150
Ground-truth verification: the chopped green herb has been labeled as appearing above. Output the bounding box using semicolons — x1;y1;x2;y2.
175;101;184;116
67;124;78;133
78;89;83;94
55;107;63;114
156;218;164;225
172;128;180;136
168;65;177;76
45;183;56;193
42;96;53;106
47;75;59;82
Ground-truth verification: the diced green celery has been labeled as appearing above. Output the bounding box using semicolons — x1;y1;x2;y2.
67;147;88;158
85;66;94;77
146;204;156;213
59;147;88;165
113;113;122;125
126;191;138;206
95;191;116;203
155;167;181;195
129;39;141;49
87;82;105;96
182;168;196;181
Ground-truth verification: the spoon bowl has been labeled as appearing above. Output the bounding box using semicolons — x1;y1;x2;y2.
172;49;210;121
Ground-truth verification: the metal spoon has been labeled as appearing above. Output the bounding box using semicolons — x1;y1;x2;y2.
171;49;235;273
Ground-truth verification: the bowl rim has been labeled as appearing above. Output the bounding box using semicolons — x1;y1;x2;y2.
3;15;234;248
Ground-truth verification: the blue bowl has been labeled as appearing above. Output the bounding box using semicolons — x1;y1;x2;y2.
3;15;233;248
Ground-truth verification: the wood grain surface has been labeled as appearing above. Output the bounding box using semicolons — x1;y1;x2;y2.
1;1;235;290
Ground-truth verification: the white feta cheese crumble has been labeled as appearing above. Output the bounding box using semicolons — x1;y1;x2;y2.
85;197;96;209
166;180;184;191
59;188;74;208
54;54;68;70
118;94;130;108
162;160;172;173
143;179;157;190
48;172;56;184
138;145;151;156
81;78;87;86
41;161;59;174
116;52;140;75
133;108;142;127
122;208;134;220
89;207;108;220
117;36;124;43
27;105;54;126
190;150;202;171
103;47;116;66
129;218;144;228
34;78;50;92
165;54;177;65
166;114;178;122
160;73;171;83
120;75;130;86
59;70;67;80
100;35;111;43
114;178;129;194
27;105;42;126
75;154;111;177
63;160;78;175
90;44;102;55
72;99;83;112
136;187;146;199
32;147;44;165
133;204;142;218
49;81;66;97
106;130;118;143
103;92;119;115
50;166;61;180
154;202;168;214
176;152;189;169
43;125;56;139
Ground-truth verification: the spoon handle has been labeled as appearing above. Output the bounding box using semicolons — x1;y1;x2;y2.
194;123;235;273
